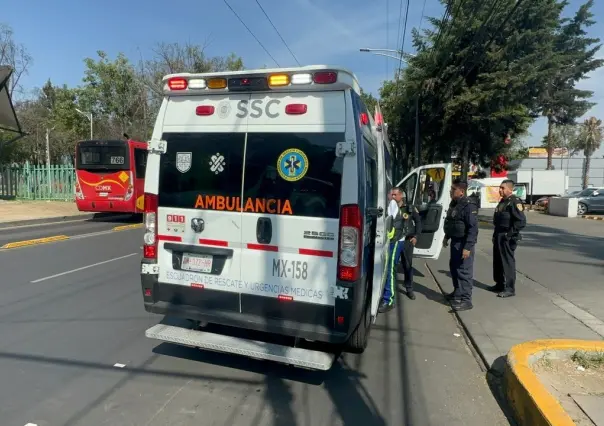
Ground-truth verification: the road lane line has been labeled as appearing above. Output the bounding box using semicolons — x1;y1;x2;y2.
112;223;143;231
1;235;70;249
31;253;139;283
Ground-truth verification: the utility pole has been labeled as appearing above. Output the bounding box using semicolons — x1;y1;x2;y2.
45;125;56;195
414;96;420;168
76;108;94;139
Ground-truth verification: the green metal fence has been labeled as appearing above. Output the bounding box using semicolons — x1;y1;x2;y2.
0;163;75;201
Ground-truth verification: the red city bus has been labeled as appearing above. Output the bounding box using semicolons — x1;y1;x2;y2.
74;139;148;214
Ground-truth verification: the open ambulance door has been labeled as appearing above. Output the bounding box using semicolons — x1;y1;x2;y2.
395;163;453;260
369;111;393;320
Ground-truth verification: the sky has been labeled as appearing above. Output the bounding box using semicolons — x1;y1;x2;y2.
4;0;603;153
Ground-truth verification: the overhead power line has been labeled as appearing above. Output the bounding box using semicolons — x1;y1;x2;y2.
222;0;280;66
254;0;301;66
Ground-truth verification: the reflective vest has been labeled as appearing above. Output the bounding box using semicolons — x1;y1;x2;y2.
387;205;415;241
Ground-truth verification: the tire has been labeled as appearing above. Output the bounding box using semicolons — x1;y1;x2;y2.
578;203;588;216
343;298;372;354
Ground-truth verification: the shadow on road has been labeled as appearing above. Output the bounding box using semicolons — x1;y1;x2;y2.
437;269;494;293
88;212;142;224
152;339;387;426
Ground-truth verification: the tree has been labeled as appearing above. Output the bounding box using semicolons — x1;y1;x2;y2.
80;51;147;139
545;123;581;156
379;0;565;178
0;23;32;96
576;116;603;188
138;42;244;123
538;0;604;169
360;89;378;114
0;23;33;160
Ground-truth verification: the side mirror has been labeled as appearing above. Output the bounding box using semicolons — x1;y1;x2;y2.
592;192;599;197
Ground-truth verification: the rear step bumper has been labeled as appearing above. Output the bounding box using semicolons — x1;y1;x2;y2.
145;324;336;371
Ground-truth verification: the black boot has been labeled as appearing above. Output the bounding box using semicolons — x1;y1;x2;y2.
451;299;473;311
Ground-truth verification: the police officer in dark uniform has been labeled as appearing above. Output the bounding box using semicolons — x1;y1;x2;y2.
491;179;526;298
443;180;479;311
379;187;422;313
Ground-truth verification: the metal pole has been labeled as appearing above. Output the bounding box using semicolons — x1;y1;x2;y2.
530;168;534;207
414;96;420;168
46;127;52;195
75;108;93;140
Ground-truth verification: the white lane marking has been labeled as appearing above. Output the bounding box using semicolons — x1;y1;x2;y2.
113;363;126;368
31;253;139;283
24;423;38;426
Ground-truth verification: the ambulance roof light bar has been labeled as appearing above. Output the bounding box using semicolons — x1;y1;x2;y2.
163;65;362;95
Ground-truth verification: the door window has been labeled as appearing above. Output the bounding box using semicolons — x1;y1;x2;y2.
243;132;345;218
157;132;245;210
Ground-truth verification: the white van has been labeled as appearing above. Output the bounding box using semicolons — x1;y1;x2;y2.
140;66;452;370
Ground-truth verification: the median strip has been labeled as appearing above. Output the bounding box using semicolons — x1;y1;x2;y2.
1;235;70;249
112;223;143;231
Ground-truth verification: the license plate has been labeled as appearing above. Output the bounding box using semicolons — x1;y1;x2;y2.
181;253;213;273
99;192;108;197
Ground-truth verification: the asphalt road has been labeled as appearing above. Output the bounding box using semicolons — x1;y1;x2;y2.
477;210;604;322
0;221;510;426
0;214;141;248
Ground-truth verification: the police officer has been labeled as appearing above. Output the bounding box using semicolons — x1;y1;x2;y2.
491;179;526;298
443;180;478;311
379;187;422;313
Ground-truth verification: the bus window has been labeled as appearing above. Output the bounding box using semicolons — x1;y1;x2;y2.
134;148;148;178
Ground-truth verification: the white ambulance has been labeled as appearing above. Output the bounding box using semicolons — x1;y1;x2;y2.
140;65;452;370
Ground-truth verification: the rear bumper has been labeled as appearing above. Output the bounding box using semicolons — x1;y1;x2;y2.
140;269;363;345
76;199;137;213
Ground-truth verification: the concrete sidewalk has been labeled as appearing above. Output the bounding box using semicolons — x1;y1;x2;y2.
477;209;604;320
0;200;90;227
425;220;604;374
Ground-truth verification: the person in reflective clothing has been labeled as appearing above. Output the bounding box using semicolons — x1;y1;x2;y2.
443;180;478;311
491;179;526;298
379;187;422;313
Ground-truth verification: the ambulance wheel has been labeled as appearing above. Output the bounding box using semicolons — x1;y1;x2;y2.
343;303;371;354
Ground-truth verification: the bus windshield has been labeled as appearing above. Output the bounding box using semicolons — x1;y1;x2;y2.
76;141;130;171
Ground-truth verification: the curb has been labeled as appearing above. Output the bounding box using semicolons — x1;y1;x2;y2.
581;215;604;221
0;212;136;230
0;214;95;230
505;339;604;426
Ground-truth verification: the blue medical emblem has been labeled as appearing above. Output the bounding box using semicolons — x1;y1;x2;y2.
277;148;309;182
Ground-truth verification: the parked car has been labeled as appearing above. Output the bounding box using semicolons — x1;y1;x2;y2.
574;187;604;215
534;196;550;211
539;188;604;215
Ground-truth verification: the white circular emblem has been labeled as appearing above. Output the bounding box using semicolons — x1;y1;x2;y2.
218;101;231;119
